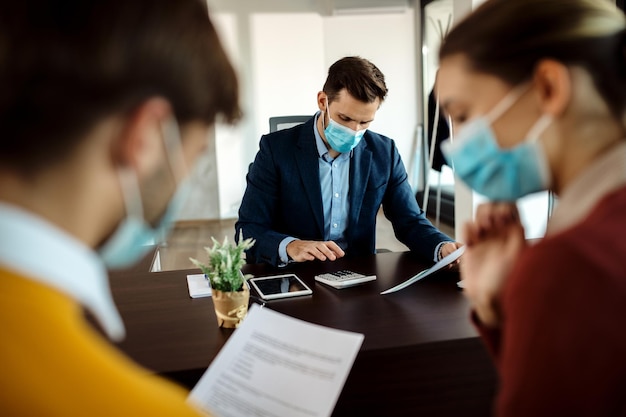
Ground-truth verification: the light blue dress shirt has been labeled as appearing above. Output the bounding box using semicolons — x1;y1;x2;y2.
279;112;351;264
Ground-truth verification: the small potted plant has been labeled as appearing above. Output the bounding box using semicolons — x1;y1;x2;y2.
190;233;255;328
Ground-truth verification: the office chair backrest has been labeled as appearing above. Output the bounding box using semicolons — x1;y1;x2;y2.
269;115;310;133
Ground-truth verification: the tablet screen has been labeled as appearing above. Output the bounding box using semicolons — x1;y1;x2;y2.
249;274;312;300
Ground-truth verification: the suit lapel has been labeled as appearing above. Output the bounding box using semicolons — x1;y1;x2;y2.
295;122;325;237
349;139;372;228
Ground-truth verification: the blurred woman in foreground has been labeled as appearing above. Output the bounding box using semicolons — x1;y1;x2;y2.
439;0;626;415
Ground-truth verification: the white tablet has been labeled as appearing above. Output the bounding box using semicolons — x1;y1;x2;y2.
248;274;313;300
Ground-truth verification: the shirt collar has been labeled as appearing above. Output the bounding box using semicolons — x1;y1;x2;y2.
313;111;352;161
547;142;626;236
0;203;125;341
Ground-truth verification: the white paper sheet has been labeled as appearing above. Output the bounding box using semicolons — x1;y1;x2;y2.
187;274;212;298
188;305;364;417
381;245;465;295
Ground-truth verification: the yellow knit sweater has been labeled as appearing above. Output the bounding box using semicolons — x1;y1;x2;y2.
0;267;208;416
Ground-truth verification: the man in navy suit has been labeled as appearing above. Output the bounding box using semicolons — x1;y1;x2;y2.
236;57;460;266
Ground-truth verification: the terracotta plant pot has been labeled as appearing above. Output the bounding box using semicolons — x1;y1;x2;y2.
211;286;250;328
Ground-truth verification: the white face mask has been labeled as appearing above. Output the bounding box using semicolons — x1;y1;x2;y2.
99;117;190;269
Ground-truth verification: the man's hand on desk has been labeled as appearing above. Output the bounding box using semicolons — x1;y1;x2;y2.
286;240;345;262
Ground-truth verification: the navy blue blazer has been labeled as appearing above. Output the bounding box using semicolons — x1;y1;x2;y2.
236;116;452;266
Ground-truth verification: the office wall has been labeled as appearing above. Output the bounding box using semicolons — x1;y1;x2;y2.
179;1;420;220
323;12;418;170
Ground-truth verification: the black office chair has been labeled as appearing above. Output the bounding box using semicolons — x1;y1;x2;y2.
247;116;311;175
269;115;310;133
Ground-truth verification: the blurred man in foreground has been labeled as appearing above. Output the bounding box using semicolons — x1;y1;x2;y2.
0;1;239;415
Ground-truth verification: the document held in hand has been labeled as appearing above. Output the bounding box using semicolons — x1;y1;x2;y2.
381;245;465;295
188;305;364;417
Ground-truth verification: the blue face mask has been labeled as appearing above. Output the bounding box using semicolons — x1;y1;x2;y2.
99;118;191;269
441;86;552;201
323;103;366;153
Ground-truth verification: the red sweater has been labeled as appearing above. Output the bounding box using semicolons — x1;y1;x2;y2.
477;186;626;416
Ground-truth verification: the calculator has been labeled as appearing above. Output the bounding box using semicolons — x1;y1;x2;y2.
314;270;377;289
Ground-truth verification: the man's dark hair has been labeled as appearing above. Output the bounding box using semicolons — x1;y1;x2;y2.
323;56;388;104
0;0;240;176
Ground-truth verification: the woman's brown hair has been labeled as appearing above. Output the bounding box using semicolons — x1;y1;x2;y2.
440;0;626;121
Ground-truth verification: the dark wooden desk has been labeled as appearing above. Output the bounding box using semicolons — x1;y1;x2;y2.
109;251;496;417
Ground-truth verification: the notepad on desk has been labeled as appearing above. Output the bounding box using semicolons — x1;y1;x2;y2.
186;274;212;298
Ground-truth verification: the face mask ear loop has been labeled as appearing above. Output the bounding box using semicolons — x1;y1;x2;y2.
160;116;188;186
485;84;531;124
323;97;330;130
526;113;553;189
525;114;553;143
117;168;144;221
447;113;456;172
